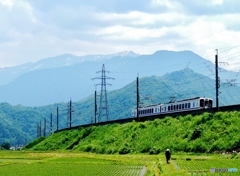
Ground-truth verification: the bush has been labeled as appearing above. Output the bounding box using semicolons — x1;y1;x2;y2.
119;147;130;154
149;147;160;155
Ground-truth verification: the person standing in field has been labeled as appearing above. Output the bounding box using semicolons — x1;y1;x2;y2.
165;149;171;164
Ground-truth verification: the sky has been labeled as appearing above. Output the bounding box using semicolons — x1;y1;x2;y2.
1;0;240;70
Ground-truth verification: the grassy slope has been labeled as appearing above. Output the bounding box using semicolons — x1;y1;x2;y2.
26;111;240;154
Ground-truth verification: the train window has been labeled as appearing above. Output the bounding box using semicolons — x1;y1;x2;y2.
209;100;212;108
171;105;173;111
182;104;184;109
174;105;175;110
179;104;181;109
205;101;209;107
176;104;178;110
165;107;166;111
193;102;195;108
152;108;153;113
168;106;170;111
188;103;190;108
185;103;187;108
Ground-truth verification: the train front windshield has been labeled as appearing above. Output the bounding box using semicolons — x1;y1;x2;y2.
200;98;212;108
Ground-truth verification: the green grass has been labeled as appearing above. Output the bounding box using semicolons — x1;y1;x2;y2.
0;151;147;176
0;151;239;176
171;155;240;176
26;111;240;155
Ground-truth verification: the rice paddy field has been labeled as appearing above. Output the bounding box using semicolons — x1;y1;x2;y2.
0;151;239;176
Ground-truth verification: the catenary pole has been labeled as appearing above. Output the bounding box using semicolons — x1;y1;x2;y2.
215;49;219;111
137;76;139;122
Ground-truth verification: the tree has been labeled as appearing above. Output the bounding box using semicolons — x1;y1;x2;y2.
1;142;11;150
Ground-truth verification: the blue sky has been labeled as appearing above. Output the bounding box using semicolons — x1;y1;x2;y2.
0;0;240;70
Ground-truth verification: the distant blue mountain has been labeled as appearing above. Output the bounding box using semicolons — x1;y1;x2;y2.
0;50;238;106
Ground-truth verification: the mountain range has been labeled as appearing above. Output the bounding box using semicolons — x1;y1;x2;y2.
0;50;239;106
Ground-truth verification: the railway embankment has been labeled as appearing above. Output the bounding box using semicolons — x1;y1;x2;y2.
25;111;240;154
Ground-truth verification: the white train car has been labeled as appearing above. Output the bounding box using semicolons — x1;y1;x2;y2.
160;97;213;114
132;97;213;117
131;104;161;117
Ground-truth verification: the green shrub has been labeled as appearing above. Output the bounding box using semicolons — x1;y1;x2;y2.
149;147;160;155
119;147;130;154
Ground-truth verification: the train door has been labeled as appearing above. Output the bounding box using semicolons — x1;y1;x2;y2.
200;99;205;108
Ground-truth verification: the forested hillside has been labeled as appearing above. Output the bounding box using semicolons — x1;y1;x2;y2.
1;68;240;145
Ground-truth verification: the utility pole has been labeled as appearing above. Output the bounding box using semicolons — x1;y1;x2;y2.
94;89;97;124
136;76;140;122
37;124;39;138
56;107;59;131
215;49;220;111
68;99;74;128
39;121;42;137
69;100;72;128
44;118;46;137
50;113;52;135
92;64;114;122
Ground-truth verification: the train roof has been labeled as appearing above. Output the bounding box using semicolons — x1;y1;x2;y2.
139;103;162;108
133;97;213;110
169;97;212;103
176;97;201;102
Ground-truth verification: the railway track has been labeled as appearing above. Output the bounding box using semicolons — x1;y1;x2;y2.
55;104;240;133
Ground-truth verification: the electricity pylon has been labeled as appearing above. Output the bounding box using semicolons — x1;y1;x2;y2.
92;64;114;122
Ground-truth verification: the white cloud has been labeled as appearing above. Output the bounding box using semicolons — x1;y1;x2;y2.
0;0;14;8
212;0;223;5
0;0;240;71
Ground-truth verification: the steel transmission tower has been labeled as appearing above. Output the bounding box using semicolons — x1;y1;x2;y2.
92;64;114;122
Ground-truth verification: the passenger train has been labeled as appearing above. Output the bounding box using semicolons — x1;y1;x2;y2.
131;97;213;117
